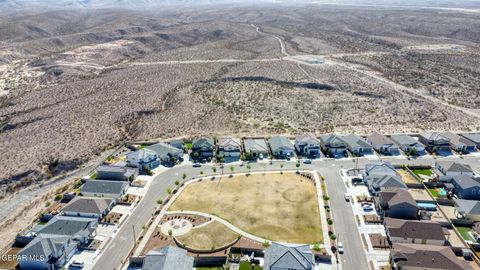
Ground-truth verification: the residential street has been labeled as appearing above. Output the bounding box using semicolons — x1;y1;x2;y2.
93;154;480;270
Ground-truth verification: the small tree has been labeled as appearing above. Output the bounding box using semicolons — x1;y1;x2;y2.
327;218;334;225
54;194;63;201
313;243;321;251
212;167;217;173
168;229;173;237
296;162;300;168
200;171;204;175
167;188;172;194
182;173;187;180
263;240;271;248
175;180;180;186
157;199;163;205
230;166;234;173
330;234;337;241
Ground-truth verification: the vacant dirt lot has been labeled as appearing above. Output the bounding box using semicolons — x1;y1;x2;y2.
169;173;323;244
175;221;239;251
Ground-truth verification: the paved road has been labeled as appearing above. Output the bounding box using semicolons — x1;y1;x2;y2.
94;154;480;270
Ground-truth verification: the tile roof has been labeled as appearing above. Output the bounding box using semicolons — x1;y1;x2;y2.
217;137;242;149
18;234;73;260
294;136;320;146
319;134;348;147
390;134;419;146
146;143;184;158
244;138;268;152
436;161;473;173
34;216;97;238
367;132;396;146
142;245;193;270
420;132;450;143
385;218;446;241
442;132;476;147
192;137;214;149
461;133;480;144
452;174;480;190
391;243;472;270
379;188;417;208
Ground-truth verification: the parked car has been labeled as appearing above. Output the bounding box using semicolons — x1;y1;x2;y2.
344;193;350;202
363;205;373;211
303;158;312;164
286;153;291;160
192;163;201;168
259;153;264;160
70;261;84;268
337;242;344;254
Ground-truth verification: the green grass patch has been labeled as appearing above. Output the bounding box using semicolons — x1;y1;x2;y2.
456;226;475;241
185;142;193;149
90;172;97;179
428;188;446;198
239;261;263;270
196;268;224;270
410;168;433;177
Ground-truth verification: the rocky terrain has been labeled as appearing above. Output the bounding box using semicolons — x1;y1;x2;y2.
1;4;480;197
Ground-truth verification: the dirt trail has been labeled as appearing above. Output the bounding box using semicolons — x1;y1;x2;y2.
251;23;289;57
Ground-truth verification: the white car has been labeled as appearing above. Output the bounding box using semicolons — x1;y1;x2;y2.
303;159;312;164
363;205;373;211
259;153;264;160
70;261;84;268
337;242;344;254
344;193;350;202
192;163;201;168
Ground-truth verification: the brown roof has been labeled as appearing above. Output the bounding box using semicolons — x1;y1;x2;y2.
380;188;417;207
385;218;446;241
391;243;472;270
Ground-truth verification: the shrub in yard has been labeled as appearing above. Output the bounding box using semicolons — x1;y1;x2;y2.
157;199;163;205
54;194;63;201
327;218;333;225
323;195;330;201
175;180;180;186
330;234;337;240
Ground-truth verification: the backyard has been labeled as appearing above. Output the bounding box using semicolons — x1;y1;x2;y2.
428;187;447;198
169;173;323;244
456;226;476;242
409;168;433;180
175;221;239;251
397;169;419;184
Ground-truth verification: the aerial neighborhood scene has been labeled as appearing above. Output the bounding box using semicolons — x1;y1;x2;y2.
1;0;480;270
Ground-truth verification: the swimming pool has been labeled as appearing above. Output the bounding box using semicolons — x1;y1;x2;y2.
437;188;447;196
417;202;437;210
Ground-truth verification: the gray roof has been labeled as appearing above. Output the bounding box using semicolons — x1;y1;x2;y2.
436;161;473;173
295;136;320;147
34;216;97;238
455;199;480;215
62;197;113;215
142;245;193;270
97;165;125;174
146;143;184;159
342;134;373;149
365;162;397;176
367;132;397;147
462;133;480;144
18;234;73;260
319;134;347;147
127;148;158;161
452;174;480;190
269;136;295;152
244;138;269;152
192;137;214;149
419;132;450;143
443;132;476;147
81;180;128;196
368;174;407;191
263;242;314;270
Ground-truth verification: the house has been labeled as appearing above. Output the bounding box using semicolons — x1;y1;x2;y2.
319;134;348;158
146;143;184;166
263;242;315;270
363;162;407;195
80;180;129;201
377;188;418;220
442;132;477;153
294;136;321;158
390;134;426;155
142;245;193;270
217;137;242;157
191;137;215;159
126;149;160;171
384;218;447;246
62;197;115;219
96;165;138;181
366;132;400;155
342;134;374;156
418;132;451;154
269;136;295;159
164;139;185;151
434;161;474;182
454;199;480;222
451;174;480;200
243;138;269;158
18;216;97;270
461;133;480;149
390;243;472;270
